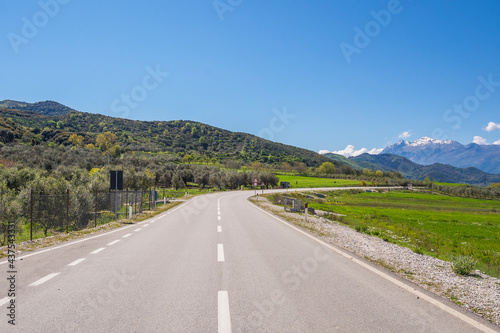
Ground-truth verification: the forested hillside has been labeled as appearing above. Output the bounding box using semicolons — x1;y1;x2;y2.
0;108;332;167
0;100;76;115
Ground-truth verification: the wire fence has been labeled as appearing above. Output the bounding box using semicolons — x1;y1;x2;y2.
0;188;179;245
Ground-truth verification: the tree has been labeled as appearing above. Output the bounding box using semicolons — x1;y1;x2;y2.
96;132;118;151
199;136;208;149
68;134;84;147
281;162;292;172
294;162;307;174
171;174;185;190
251;161;263;171
109;144;121;158
318;162;336;175
375;170;384;177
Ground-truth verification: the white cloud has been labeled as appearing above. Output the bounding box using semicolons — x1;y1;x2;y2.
398;131;412;139
367;148;384;155
494;139;500;145
485;121;500;132
473;136;487;145
320;145;383;158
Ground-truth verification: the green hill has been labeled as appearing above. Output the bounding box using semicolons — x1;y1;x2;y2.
0;107;332;167
0;100;76;116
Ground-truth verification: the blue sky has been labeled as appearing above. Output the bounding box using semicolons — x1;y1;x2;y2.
2;0;500;156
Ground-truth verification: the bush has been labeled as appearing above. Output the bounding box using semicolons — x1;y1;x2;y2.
413;247;424;255
97;211;115;225
451;255;477;276
355;225;369;234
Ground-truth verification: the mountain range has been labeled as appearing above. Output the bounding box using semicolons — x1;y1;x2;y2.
324;152;500;186
382;137;500;174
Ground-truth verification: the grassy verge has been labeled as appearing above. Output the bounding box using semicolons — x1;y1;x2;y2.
274;174;364;188
268;189;500;277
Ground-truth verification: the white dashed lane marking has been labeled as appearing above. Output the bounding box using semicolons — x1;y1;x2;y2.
29;273;60;287
217;244;225;262
217;226;222;232
122;233;132;238
90;248;105;254
107;240;120;246
67;258;86;266
0;297;11;306
218;291;232;332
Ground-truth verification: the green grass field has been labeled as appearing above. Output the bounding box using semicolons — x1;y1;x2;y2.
275;174;364;188
278;190;500;277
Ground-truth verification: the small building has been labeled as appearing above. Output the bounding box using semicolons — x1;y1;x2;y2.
280;181;290;189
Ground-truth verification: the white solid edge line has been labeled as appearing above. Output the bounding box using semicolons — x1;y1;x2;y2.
0;199;191;266
67;258;86;266
29;272;60;287
217;244;225;262
218;291;232;333
247;199;498;333
107;240;120;246
218;226;222;232
90;247;105;254
0;297;11;306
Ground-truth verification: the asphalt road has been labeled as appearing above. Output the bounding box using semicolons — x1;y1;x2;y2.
1;189;498;332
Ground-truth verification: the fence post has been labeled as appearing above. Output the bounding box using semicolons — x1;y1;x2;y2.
94;188;97;228
66;189;69;233
30;190;33;242
140;189;143;213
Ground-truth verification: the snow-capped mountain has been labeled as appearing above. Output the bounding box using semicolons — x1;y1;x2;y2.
406;137;454;147
382;137;500;174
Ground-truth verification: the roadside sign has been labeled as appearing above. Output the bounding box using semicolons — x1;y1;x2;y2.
253;178;258;187
110;171;123;190
261;182;265;187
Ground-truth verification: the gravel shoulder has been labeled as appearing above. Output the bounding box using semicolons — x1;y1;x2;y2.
250;196;500;327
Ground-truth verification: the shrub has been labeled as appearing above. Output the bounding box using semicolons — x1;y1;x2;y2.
413;247;424;255
97;211;115;226
354;225;369;234
451;255;477;276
